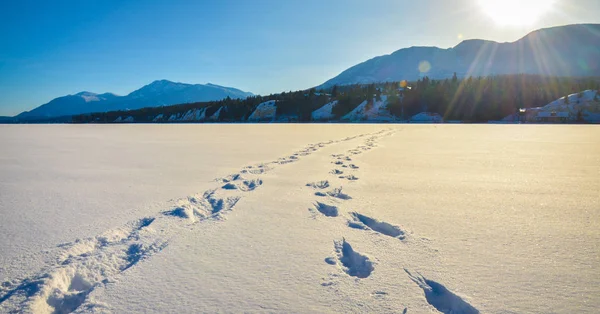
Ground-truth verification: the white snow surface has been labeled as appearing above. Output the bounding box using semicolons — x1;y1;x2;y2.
311;100;338;121
247;100;277;121
1;125;599;313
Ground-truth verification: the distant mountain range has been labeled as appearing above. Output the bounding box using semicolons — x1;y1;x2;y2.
14;80;253;120
319;24;600;88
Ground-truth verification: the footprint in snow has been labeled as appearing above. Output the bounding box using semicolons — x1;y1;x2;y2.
405;269;479;314
347;212;405;240
326;238;374;278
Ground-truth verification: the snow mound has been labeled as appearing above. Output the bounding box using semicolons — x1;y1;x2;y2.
311;101;338;121
247;100;277;122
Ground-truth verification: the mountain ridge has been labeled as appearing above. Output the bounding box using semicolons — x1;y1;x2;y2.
15;80;253;120
319;23;600;88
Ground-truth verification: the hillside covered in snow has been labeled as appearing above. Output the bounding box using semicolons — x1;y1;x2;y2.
501;90;600;123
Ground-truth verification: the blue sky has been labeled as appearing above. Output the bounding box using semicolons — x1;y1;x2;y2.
1;0;599;115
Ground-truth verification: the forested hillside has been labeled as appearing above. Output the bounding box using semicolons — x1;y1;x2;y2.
72;74;599;123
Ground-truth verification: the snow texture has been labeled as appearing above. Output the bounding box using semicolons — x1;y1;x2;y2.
1;124;599;313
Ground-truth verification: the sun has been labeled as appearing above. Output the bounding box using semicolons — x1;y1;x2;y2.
477;0;557;26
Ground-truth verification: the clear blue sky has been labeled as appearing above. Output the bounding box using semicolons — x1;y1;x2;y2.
1;0;599;116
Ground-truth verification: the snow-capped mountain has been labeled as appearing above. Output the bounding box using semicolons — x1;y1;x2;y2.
15;92;119;120
15;80;253;120
320;24;600;88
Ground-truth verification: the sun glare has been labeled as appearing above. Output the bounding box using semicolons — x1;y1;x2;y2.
478;0;557;26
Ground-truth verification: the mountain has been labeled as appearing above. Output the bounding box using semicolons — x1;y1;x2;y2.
319;24;600;88
15;80;253;120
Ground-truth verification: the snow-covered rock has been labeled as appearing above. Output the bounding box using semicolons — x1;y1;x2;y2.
341;100;369;121
114;116;134;123
152;114;164;122
341;96;397;122
168;114;180;122
208;107;223;121
410;112;443;123
248;100;277;122
311;101;338;121
181;108;207;121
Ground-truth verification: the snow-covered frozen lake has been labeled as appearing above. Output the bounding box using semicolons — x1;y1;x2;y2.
1;124;598;313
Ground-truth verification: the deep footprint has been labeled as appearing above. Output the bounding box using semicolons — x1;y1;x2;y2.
405;269;479;314
349;212;405;240
311;202;339;217
326;187;352;200
240;179;262;191
223;179;263;191
203;190;241;214
217;173;243;183
330;239;374;278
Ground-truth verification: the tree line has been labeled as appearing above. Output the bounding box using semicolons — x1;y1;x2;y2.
72;74;599;123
